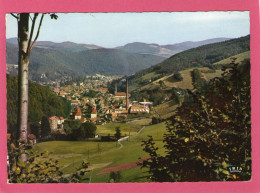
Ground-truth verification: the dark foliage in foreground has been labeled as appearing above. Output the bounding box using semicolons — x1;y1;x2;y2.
8;141;90;183
141;59;251;181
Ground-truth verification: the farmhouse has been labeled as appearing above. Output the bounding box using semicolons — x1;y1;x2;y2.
74;107;82;120
91;108;97;118
49;116;65;131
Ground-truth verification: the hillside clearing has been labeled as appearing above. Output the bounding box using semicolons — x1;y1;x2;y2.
213;51;250;65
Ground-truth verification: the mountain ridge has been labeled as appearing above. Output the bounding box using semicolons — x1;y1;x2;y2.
7;37;232;57
6;42;166;81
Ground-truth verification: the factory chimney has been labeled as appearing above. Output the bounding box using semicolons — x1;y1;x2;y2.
126;78;129;111
115;82;117;95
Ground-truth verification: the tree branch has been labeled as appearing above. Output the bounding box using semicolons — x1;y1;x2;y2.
29;13;44;52
10;13;18;19
27;13;38;54
29;15;33;22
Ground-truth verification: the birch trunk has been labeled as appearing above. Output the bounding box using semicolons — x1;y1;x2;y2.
18;13;30;144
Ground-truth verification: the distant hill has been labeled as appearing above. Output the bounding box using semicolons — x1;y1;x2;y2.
5;37;237;82
131;35;249;81
126;35;249;98
116;42;174;58
162;38;232;51
6;41;166;81
116;38;232;58
7;38;103;52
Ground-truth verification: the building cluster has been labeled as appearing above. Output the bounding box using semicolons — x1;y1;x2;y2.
47;76;152;134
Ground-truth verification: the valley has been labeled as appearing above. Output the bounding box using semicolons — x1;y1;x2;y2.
7;35;251;183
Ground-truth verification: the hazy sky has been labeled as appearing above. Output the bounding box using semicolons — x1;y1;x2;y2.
6;12;249;48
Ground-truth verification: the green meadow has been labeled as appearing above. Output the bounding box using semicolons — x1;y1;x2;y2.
33;121;168;182
96;118;151;136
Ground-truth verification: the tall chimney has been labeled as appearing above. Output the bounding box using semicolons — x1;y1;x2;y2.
126;78;129;111
115;82;117;95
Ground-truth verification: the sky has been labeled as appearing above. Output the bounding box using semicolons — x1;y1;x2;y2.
6;12;250;48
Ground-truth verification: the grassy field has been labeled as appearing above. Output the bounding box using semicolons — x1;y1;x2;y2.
96;118;151;136
129;72;157;91
139;66;224;92
151;100;178;119
214;51;250;65
33;121;168;183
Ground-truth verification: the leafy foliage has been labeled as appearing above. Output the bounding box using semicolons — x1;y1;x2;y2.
66;121;97;140
108;171;122;183
114;127;121;140
8;141;90;183
191;68;207;90
141;59;251;181
41;116;51;138
172;72;183;82
83;90;98;98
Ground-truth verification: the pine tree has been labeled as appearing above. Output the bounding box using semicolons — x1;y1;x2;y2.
41;116;51;138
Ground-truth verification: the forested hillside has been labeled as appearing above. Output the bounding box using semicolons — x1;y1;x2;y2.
128;35;250;93
133;35;249;77
7;74;71;134
6;43;165;81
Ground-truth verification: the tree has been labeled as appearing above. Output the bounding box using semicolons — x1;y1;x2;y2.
114;127;121;140
169;72;183;82
41;116;51;138
70;122;97;140
11;13;57;145
81;122;97;138
29;122;41;139
108;171;122;183
8;141;90;183
141;59;251;182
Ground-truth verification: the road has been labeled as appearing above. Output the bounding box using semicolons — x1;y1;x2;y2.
117;126;146;150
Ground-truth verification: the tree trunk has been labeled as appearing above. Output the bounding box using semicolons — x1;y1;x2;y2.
18;13;30;144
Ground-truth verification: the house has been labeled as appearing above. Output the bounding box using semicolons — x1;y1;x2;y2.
130;105;150;114
97;87;108;93
66;95;72;101
49;116;59;130
108;112;117;121
90;118;98;123
71;100;80;106
53;88;60;95
59;117;65;124
49;116;65;131
28;134;37;145
75;107;82;120
115;108;128;114
59;91;68;97
80;117;87;123
114;92;130;100
139;102;153;106
91;108;97;119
